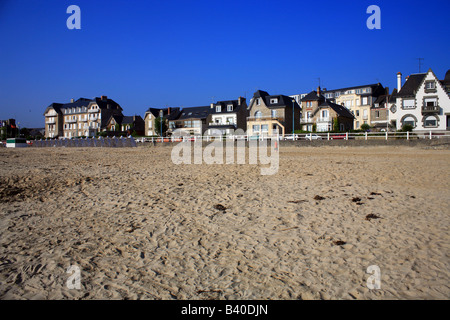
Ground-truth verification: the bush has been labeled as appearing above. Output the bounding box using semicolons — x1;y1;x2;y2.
401;124;414;132
360;123;371;131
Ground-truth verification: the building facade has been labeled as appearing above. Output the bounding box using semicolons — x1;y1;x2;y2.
144;107;181;136
392;69;450;131
43;96;123;138
300;88;355;132
205;97;248;135
246;90;301;137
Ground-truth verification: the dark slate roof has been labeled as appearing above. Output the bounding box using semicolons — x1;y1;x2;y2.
301;91;325;102
210;99;246;114
44;97;122;115
395;73;427;97
263;94;299;109
146;107;181;120
324;101;355;119
178;106;211;120
253;90;270;98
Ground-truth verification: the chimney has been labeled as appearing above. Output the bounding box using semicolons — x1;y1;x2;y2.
70;98;74;103
238;96;245;106
210;103;214;109
317;86;321;96
101;95;108;101
397;72;402;91
167;107;171;115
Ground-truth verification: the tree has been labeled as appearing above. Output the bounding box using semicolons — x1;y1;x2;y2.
155;117;168;136
360;123;371;131
333;118;340;132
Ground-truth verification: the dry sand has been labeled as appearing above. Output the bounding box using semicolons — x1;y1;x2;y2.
0;145;449;300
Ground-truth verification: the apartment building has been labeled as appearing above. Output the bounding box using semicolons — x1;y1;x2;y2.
43;96;123;138
321;83;385;129
143;107;181;136
246;90;301;137
106;115;145;136
168;106;212;135
205;97;248;135
300;88;355;132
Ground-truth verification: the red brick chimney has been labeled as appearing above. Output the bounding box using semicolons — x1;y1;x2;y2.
317;86;321;96
168;107;171;115
101;95;108;101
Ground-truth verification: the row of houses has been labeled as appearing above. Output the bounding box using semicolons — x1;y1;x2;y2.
44;68;450;138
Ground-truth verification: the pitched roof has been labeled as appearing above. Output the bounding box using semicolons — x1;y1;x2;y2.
44;97;122;115
395;73;427;97
210;99;246;114
146;107;181;120
319;101;355;119
301;91;325;102
178;106;211;120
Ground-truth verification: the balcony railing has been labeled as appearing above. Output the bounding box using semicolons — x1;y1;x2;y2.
316;117;331;123
88;109;99;113
209;122;236;126
247;116;284;122
422;105;440;113
300;118;314;124
46;119;56;124
66;118;77;123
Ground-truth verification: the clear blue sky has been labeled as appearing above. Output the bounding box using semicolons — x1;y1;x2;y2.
0;0;449;128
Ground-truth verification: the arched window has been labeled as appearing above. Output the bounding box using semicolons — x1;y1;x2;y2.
423;115;439;127
254;111;262;119
401;114;417;127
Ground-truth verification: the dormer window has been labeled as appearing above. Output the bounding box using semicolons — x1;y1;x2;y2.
227;104;233;112
270;98;278;104
216;105;221;113
256;98;261;105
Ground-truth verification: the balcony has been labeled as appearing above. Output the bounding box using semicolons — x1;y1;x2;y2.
46;119;56;124
422;105;440;113
88;109;99;113
66;118;77;123
247;116;284;122
300;118;314;124
209;121;236;126
316;117;331;123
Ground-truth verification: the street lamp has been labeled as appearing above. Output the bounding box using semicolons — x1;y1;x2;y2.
159;109;163;143
292;98;296;138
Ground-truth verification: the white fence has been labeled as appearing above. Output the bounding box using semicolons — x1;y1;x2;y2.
138;131;450;143
32;136;137;148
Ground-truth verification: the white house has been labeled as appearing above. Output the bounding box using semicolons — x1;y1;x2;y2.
392;69;450;131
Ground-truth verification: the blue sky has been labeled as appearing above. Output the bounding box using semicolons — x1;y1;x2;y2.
0;0;449;128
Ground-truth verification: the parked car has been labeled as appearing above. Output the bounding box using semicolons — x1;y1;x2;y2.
305;133;322;140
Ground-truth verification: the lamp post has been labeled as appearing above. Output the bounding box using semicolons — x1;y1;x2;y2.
292;98;295;138
159;109;163;143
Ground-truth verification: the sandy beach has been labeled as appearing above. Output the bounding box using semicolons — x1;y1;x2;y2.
0;145;449;300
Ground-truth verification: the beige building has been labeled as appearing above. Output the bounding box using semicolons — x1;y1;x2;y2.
144;107;181;136
43;96;123;138
246;90;300;137
323;84;385;129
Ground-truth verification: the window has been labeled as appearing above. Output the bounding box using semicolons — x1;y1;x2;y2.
256;98;261;105
271;110;277;118
424;116;438;127
216;105;221;113
424;98;437;107
402;99;415;109
402;116;416;127
227;105;233;112
321;110;329;118
356;121;360;128
362;97;368;105
252;125;260;132
261;124;269;132
356;110;360;117
148;120;152;129
375;111;380;118
226;117;234;124
356;99;360;106
425;81;436;90
270;98;278;104
254;111;262;119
